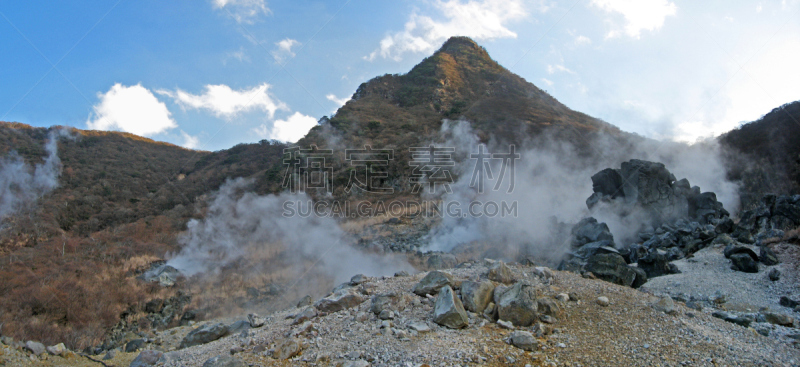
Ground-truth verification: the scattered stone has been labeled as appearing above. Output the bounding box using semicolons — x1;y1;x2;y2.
653;296;678;315
711;311;752;327
202;355;245;367
248;313;266;328
555;293;569;302
532;267;555;284
293;306;318;325
130;350;163;367
407;321;430;333
432;285;468;329
25;341;45;356
315;289;366;313
412;271;455;296
494;282;538;327
537;298;560;317
497;320;514;329
394;271;410;277
227;320;250;335
125;339;145;352
486;261;515;284
350;274;369;285
273;338;303;360
296;295;314;308
763;312;794;326
596;296;610;307
769;268;781;281
102;349;116;360
638;251;673;278
460;280;495;313
179;323;229;349
378;310;395;320
509;330;537;351
45;343;66;356
780;296;799;309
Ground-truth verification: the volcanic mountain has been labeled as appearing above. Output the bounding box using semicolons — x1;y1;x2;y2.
0;36;796;351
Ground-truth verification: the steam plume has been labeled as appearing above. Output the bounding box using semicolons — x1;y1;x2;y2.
424;120;739;258
0;129;71;221
167;178;412;284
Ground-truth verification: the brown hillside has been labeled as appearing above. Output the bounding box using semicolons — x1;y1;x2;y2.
719;101;800;209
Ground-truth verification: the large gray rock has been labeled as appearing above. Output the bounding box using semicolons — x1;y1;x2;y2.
25;340;45;356
227;320;250;334
202;355;245;367
584;253;638;287
412;271;454;296
461;280;495;313
130;350;164;367
509;330;537;351
586;159;729;228
494;282;538;327
486;261;515;284
179;323;229;349
314;288;366;313
432;285;468;329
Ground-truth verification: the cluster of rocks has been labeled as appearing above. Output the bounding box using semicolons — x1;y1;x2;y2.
560;160;793;289
0;336;76;363
735;194;800;242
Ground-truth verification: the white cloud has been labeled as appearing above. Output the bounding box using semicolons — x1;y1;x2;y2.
87;83;177;137
158;83;288;119
756;3;763;13
541;78;554;86
591;0;677;39
272;38;300;63
224;47;250;65
546;64;576;75
326;94;350;107
574;35;592;45
180;130;200;149
366;0;526;61
213;0;270;24
254;112;318;143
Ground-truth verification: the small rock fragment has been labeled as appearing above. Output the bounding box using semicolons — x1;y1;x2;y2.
509;330;537;351
596;296;610;307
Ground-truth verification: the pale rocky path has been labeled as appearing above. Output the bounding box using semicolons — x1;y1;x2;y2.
2;261;799;366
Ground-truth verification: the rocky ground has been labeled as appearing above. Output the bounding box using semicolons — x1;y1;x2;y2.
3;258;799;367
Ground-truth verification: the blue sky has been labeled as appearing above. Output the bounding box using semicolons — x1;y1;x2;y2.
1;0;798;151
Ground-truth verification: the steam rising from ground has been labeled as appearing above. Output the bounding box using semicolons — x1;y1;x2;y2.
167;178;411;284
425;120;739;258
0;129;71;221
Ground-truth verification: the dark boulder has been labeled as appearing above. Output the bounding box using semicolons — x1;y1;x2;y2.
730;253;759;273
760;246;780;265
179;323;229;349
571;217;614;247
637;251;673;278
584;253;638;287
